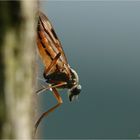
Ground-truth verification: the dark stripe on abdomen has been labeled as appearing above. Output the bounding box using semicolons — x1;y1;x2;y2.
37;31;53;61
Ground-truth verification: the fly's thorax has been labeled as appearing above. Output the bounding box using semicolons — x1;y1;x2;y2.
44;71;69;84
43;68;82;98
43;68;78;87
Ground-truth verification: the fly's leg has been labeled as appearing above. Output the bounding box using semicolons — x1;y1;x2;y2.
36;82;67;95
34;88;63;136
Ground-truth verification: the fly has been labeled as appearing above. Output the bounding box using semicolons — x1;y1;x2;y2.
35;11;81;134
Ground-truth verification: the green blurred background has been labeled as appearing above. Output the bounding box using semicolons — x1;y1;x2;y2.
37;1;140;139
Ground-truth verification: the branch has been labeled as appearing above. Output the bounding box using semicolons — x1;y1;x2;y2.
0;1;37;139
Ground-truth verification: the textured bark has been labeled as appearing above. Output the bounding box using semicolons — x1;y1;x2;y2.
0;1;37;139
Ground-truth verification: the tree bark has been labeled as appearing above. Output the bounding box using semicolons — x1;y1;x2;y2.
0;1;37;139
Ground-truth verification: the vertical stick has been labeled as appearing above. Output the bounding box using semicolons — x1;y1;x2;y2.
0;1;37;139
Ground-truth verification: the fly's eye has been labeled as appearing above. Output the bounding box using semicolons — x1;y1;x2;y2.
68;85;82;101
71;85;81;95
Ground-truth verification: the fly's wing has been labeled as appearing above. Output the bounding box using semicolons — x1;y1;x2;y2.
37;11;71;77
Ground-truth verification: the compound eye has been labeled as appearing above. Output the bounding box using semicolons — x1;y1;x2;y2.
68;85;82;102
72;85;81;95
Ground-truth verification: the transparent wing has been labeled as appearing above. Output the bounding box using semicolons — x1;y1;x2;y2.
37;11;71;76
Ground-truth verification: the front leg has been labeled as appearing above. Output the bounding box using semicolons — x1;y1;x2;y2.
36;82;67;95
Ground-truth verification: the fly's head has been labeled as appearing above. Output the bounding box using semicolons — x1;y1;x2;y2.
68;68;82;102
